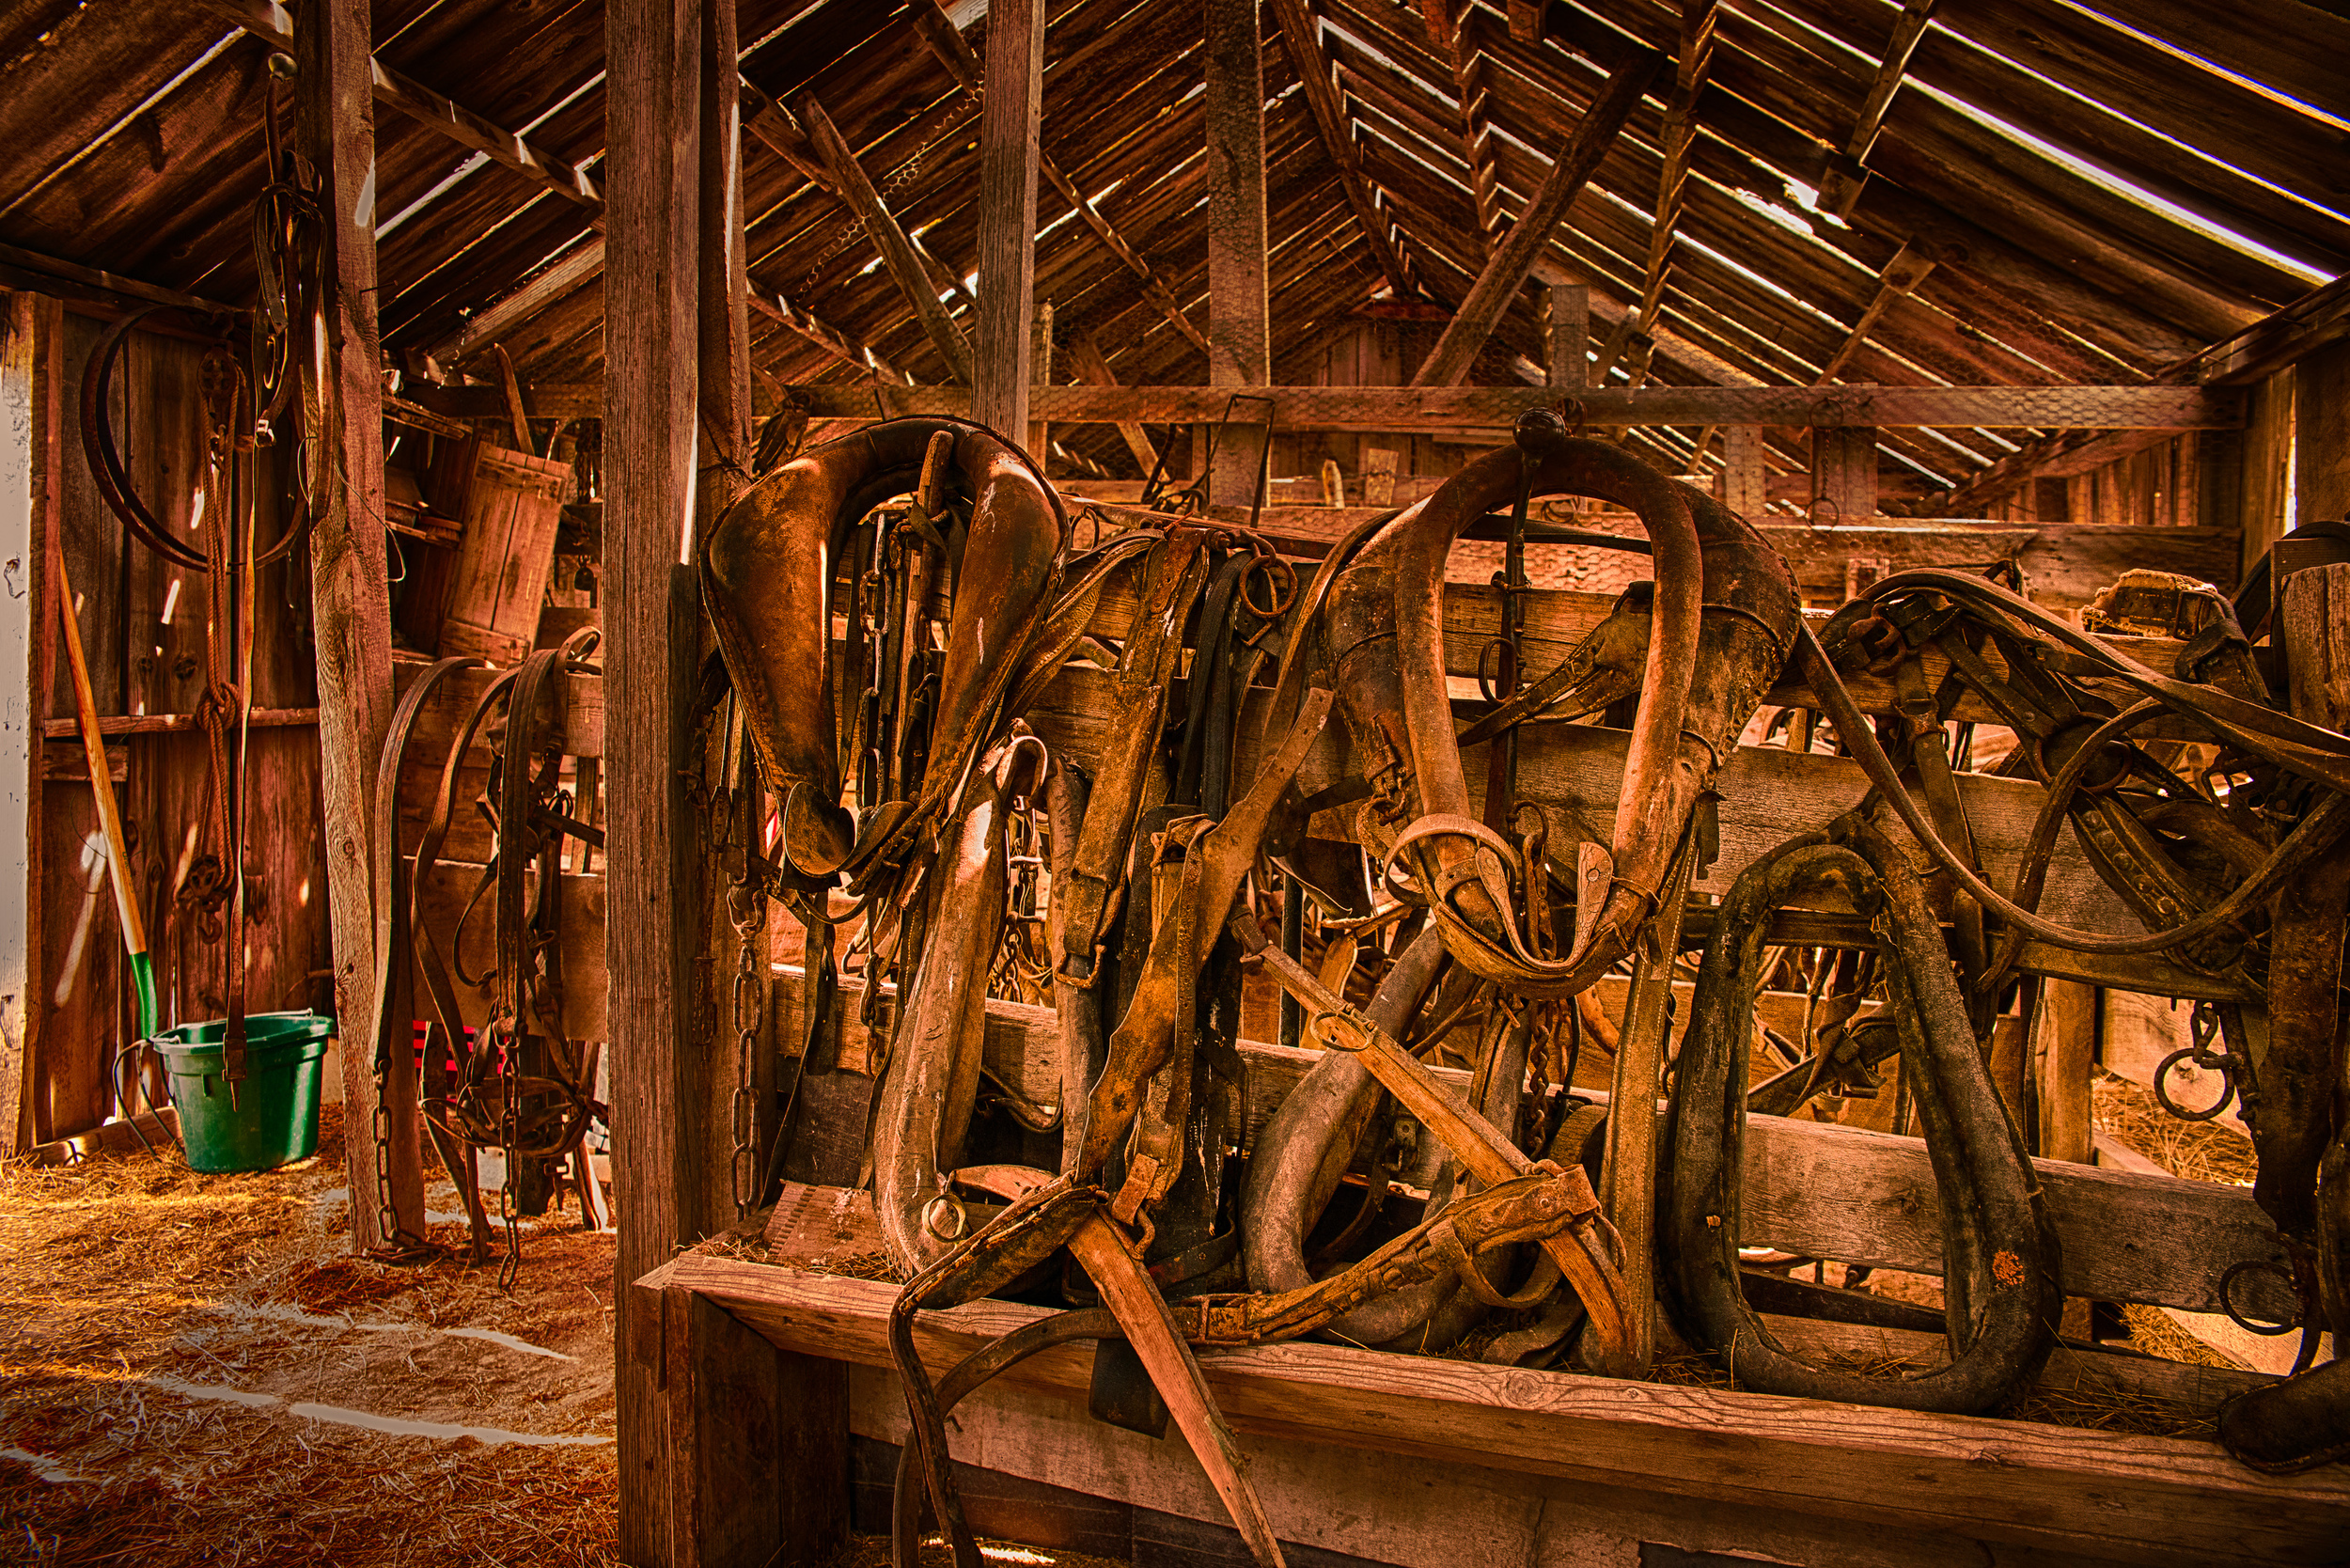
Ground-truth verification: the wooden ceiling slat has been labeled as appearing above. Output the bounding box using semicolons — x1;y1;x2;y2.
1779;0;2350;273
2064;0;2350;126
1934;0;2350;223
0;5;244;218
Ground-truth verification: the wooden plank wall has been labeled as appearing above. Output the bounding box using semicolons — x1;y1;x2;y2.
15;309;327;1145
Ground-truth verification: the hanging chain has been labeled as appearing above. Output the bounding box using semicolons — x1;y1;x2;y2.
496;1021;525;1290
369;1070;432;1261
729;880;771;1218
795;72;985;295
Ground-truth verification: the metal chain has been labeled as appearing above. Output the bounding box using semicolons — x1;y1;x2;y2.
369;1075;431;1261
795;76;984;295
496;1021;524;1290
729;882;770;1218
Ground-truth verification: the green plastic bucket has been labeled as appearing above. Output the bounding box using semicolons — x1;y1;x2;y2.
154;1011;335;1173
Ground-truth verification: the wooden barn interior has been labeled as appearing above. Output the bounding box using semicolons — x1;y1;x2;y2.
4;0;2350;1563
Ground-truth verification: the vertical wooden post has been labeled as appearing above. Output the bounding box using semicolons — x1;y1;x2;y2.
2032;979;2097;1164
1720;425;1765;517
2242;368;2295;580
610;0;704;1557
300;0;412;1250
973;0;1044;436
1205;0;1271;509
1544;283;1588;390
1810;425;1876;520
0;292;47;1157
664;1288;846;1567
2295;340;2350;525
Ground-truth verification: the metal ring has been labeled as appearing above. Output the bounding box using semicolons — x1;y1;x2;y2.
923;1196;969;1241
2153;1045;2234;1122
1238;551;1297;619
1307;1011;1374;1054
2217;1259;2300;1336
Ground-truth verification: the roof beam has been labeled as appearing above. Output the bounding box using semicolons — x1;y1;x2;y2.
1422;2;1504;250
1813;241;1936;384
1269;0;1417;299
740;86;981;322
795;92;973;383
432;236;607;365
0;239;239;317
1410;44;1664;387
907;1;1209;354
1906;271;2350;514
748;288;914;385
201;0;603;214
1630;1;1716;387
775;383;2233;430
1819;0;1937;218
2180;271;2350;388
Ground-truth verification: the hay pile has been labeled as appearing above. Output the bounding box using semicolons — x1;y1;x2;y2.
0;1106;619;1568
2092;1068;2259;1187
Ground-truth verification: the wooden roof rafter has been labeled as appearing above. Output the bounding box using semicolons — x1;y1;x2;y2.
198;0;604;215
1815;0;1937;217
1270;0;1420;299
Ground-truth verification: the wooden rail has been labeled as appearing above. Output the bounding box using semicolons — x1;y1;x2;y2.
639;1252;2348;1568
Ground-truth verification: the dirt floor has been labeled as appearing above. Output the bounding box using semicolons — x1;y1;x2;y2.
0;1070;2271;1565
0;1105;619;1567
0;1108;1125;1568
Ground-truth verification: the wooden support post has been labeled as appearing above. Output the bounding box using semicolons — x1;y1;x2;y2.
0;292;49;1156
2243;369;2296;580
301;0;411;1251
610;0;705;1555
662;1288;847;1567
1205;0;1271;509
1545;283;1589;390
973;0;1044;434
799;95;974;384
1028;301;1054;465
1412;48;1663;388
1068;332;1158;474
2033;979;2097;1165
2295;338;2350;525
1810;426;1877;521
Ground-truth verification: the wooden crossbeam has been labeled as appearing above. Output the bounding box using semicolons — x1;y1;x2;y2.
1813;240;1936;384
909;1;1209;354
1067;332;1159;472
203;0;603;214
795;93;974;384
1910;272;2350;514
1411;46;1665;386
738;84;979;324
747;288;913;385
774;382;2236;430
2182;269;2350;387
0;239;239;318
1269;0;1417;299
432;237;607;365
1820;0;1940;218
